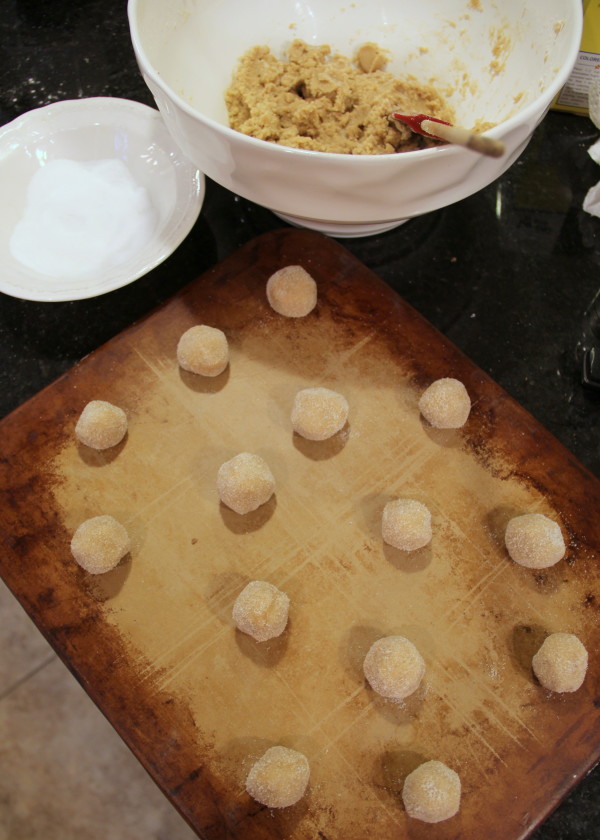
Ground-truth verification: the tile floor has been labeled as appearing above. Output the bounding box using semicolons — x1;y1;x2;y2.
0;579;198;840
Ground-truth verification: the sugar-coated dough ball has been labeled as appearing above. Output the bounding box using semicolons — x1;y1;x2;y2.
75;400;127;450
246;746;310;808
382;499;432;551
177;325;229;377
532;633;588;693
266;265;317;317
233;580;290;642
418;378;471;429
291;387;349;441
363;635;425;700
70;515;130;574
402;760;461;823
217;452;275;514
505;513;565;569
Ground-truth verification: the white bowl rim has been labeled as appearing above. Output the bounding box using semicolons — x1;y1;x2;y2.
127;0;583;163
0;96;205;302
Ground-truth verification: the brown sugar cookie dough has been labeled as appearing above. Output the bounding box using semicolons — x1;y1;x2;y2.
504;513;566;569
177;325;229;377
382;499;432;551
75;400;127;450
532;632;588;693
232;580;290;642
291;387;348;440
246;745;310;808
70;515;130;574
266;265;317;317
418;378;471;429
226;39;455;155
402;760;461;823
217;452;275;514
363;635;425;700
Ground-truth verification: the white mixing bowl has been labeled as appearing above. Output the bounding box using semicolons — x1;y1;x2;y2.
129;0;582;237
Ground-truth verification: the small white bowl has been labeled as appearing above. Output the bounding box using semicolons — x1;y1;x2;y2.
129;0;582;238
0;97;204;301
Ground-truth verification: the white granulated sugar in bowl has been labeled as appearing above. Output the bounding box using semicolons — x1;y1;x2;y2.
10;158;157;278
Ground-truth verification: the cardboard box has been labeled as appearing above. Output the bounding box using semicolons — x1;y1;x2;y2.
552;0;600;115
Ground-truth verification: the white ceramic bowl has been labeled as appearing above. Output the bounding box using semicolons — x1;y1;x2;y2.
0;97;204;301
129;0;582;238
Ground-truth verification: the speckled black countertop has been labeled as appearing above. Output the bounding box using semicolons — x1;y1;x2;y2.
1;2;599;838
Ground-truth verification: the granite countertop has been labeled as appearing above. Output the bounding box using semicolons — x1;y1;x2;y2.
1;2;599;838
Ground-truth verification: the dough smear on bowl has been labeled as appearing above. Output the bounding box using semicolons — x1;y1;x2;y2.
418;378;471;429
232;580;290;642
532;632;588;693
246;745;310;808
75;400;127;450
70;514;130;574
402;760;461;823
363;635;425;700
266;265;317;317
291;387;348;440
504;512;565;568
382;498;432;551
226;40;455;154
177;324;229;376
217;452;275;514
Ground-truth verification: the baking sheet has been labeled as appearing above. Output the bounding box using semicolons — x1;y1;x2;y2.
0;228;598;840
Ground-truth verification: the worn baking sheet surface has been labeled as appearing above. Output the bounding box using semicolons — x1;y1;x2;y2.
0;228;598;840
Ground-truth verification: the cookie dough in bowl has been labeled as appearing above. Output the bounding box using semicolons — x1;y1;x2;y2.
129;0;582;237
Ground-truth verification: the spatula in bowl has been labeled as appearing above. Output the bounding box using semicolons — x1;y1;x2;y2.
391;112;505;158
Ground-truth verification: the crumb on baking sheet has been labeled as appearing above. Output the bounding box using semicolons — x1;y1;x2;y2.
225;39;456;154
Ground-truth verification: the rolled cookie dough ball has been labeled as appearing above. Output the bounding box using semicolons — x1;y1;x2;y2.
382;499;432;551
402;760;461;823
291;387;349;441
246;746;310;808
363;635;425;700
70;515;130;574
418;377;471;429
532;632;588;693
217;452;275;514
233;580;290;642
177;325;229;377
504;513;565;569
75;400;127;450
266;265;317;317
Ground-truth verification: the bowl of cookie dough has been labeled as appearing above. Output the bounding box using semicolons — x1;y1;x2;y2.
129;0;582;238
